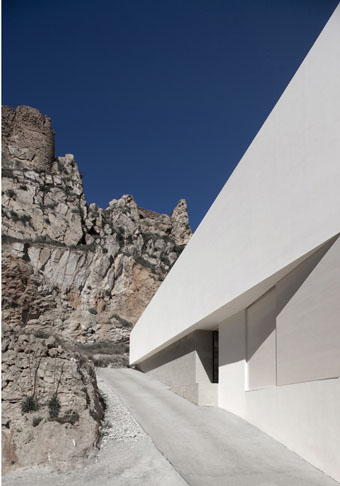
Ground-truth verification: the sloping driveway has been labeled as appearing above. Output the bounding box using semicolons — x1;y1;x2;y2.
98;368;338;486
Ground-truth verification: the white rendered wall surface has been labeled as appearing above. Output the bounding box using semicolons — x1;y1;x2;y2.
218;238;340;482
130;5;340;364
137;331;214;388
246;289;276;390
220;320;340;484
277;237;340;385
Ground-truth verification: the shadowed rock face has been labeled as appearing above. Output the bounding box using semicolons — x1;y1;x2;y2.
1;105;191;470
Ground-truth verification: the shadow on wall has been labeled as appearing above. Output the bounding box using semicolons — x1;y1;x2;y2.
137;330;216;385
219;234;340;389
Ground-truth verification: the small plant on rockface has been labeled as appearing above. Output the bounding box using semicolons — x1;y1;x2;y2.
48;361;64;420
21;395;39;413
32;416;43;427
57;410;79;425
5;189;16;199
20;354;42;414
48;394;61;420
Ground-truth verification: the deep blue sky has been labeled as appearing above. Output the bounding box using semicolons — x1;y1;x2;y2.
3;0;338;229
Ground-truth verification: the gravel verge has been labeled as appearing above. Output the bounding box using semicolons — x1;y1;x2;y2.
97;373;146;446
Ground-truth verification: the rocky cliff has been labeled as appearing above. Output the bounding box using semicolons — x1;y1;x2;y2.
2;105;191;355
1;105;191;470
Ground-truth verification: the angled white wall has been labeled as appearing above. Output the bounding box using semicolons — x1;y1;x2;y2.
219;236;340;482
277;237;340;386
130;4;340;365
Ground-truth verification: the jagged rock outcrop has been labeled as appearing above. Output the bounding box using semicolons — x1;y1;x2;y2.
1;105;191;470
2;105;191;350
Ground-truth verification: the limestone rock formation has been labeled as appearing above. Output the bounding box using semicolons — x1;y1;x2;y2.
1;105;191;470
2;105;191;350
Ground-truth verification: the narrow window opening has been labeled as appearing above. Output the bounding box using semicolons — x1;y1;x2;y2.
212;330;219;383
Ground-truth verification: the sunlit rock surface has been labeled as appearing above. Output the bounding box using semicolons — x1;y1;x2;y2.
1;105;191;470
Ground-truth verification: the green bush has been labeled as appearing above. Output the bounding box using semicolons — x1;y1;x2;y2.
48;394;61;419
21;396;39;413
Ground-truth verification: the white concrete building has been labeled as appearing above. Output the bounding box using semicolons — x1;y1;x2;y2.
130;5;340;483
